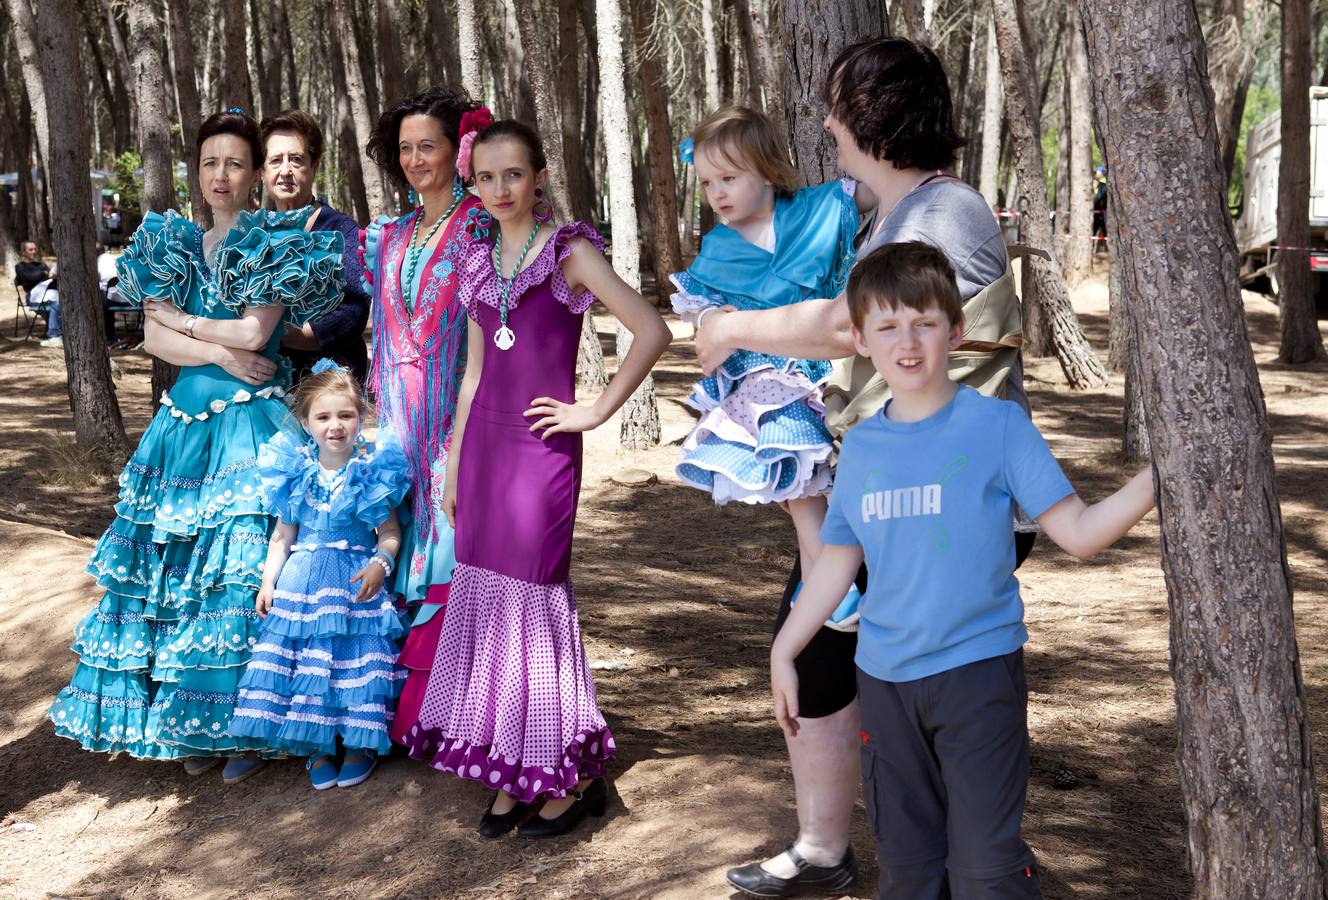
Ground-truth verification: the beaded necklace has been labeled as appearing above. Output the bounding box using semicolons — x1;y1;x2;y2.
491;221;542;351
402;197;462;307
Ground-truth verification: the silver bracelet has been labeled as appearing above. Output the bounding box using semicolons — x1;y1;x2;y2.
694;306;721;331
182;314;198;337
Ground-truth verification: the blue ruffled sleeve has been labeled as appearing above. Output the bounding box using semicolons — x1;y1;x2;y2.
341;437;412;527
213;208;345;326
360;215;391;294
116;210;203;311
256;430;318;524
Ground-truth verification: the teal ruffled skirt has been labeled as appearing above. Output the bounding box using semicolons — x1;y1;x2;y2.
48;372;292;759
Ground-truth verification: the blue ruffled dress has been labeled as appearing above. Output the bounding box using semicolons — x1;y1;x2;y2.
228;434;411;756
47;209;343;759
671;180;859;504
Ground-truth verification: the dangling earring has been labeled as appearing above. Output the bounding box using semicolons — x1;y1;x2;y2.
453;173;465;201
408;187;418;207
533;187;553;224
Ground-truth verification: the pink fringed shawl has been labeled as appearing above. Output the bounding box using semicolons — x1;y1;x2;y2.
368;194;486;538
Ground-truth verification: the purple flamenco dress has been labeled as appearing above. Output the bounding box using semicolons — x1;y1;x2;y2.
403;221;615;802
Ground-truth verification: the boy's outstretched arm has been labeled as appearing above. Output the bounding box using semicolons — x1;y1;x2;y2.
770;542;864;738
1036;468;1156;560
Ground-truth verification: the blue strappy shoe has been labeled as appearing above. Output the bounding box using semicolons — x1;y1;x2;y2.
306;754;339;790
337;749;378;788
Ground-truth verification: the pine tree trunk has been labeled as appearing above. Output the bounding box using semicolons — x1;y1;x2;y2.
333;0;387;218
1205;0;1245;184
779;0;888;186
701;0;721;111
1106;203;1129;372
278;0;298;108
166;0;205;223
743;0;785;133
6;0;50;170
990;0;1107;388
1064;0;1093;286
458;0;483;98
897;0;930;44
219;0;249;109
557;0;594;221
33;0;129;463
377;0;405;109
1081;2;1327;894
633;0;684;307
99;1;140;139
327;18;370;224
1277;0;1327;363
510;0;572;219
979;17;1002;206
425;0;460;87
127;0;180;405
596;0;660;450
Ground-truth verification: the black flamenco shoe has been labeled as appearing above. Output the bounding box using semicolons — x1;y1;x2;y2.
477;796;528;839
725;845;857;898
515;778;608;838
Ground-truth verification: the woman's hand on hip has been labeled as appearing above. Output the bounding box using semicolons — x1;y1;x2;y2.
524;397;605;438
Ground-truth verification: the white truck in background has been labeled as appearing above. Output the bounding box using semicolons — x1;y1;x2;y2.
1235;86;1328;312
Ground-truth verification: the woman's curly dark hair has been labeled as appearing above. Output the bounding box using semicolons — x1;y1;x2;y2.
822;37;966;170
366;85;482;186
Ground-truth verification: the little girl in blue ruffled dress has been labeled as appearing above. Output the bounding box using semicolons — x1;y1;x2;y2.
229;360;411;789
672;106;861;602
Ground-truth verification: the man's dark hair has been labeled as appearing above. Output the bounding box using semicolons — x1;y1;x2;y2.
196;110;263;170
261;109;326;169
823;37;966;170
847;242;964;330
367;85;482;187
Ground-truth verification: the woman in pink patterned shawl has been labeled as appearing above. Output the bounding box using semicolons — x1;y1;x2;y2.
360;86;494;742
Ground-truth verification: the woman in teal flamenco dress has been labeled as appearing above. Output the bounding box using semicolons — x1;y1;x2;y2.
47;111;343;783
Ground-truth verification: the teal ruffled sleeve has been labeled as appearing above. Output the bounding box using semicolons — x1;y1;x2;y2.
213;208;345;326
256;431;317;525
116;210;203;311
359;215;391;294
257;431;411;529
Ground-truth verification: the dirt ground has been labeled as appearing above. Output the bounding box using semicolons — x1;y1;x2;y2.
0;268;1325;900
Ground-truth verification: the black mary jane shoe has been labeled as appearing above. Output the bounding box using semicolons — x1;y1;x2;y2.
515;778;608;838
477;796;527;839
725;845;857;898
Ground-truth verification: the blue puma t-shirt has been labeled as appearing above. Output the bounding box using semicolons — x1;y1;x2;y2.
820;385;1074;682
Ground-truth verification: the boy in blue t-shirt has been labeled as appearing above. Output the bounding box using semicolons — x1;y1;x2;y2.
771;242;1155;899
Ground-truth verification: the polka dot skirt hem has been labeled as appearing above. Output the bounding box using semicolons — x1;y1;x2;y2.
403;724;615;802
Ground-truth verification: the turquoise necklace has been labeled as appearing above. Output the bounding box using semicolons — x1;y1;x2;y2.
402;196;462;305
492;221;542;351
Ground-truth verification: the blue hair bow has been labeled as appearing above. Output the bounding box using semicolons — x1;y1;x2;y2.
679;137;695;165
311;358;348;375
226;106;246;115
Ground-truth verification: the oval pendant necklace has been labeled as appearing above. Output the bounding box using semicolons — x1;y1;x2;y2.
493;221;543;351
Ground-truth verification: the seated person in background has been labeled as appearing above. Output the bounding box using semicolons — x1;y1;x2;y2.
15;240;49;293
15;241;62;348
97;242;127;347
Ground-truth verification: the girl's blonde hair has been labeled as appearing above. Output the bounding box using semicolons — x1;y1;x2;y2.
692;104;799;197
292;368;372;421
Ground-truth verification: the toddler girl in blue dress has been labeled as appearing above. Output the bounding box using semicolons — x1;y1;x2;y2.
229;360;411;789
673;106;860;603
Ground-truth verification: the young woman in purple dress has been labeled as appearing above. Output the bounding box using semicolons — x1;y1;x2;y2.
402;121;670;838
